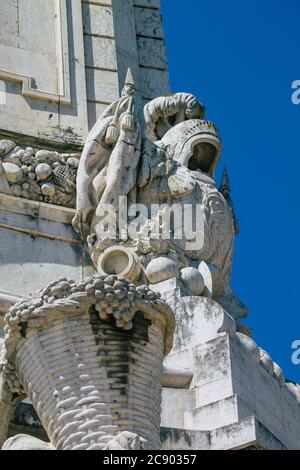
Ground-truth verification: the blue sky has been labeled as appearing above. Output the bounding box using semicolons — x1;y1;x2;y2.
161;0;300;382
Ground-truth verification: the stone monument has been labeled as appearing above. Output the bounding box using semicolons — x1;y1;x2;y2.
0;0;299;450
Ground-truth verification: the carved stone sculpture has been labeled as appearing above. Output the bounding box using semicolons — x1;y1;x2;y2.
0;274;174;450
73;71;247;321
73;69;141;241
0;141;79;207
0;72;248;450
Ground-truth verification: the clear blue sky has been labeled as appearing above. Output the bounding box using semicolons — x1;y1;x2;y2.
161;0;300;382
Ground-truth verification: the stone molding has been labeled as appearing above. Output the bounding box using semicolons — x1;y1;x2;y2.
0;0;71;105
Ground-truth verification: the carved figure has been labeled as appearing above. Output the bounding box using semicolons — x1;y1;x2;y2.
72;82;247;319
73;69;141;240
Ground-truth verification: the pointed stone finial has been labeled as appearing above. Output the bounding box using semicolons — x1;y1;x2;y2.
219;167;240;235
219;167;230;193
125;67;134;87
122;68;135;97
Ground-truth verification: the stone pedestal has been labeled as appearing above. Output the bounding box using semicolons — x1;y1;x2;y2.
155;279;300;450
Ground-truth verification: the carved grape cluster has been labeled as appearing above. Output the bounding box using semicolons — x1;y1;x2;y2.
5;298;43;324
82;275;160;330
1;275;162;398
4;275;161;332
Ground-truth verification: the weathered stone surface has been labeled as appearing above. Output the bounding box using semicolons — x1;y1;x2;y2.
0;0;299;453
0;141;79;207
140;67;170;98
161;416;288;450
82;3;114;37
155;285;236;369
74;87;245;323
85;68;120;103
87;101;108;130
134;7;164;38
2;434;53;451
0;0;19;48
165;332;300;449
18;0;57;55
85;0;112;4
0;0;89;144
161;388;196;429
133;0;161;8
137;37;168;69
0;274;174;449
84;36;117;70
0;193;92;297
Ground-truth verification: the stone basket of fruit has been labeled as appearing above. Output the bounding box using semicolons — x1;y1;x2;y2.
0;274;174;450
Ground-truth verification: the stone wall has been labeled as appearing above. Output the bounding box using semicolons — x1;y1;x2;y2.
0;0;169;145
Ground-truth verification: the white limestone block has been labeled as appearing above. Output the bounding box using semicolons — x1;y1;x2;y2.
0;1;89;144
137;37;167;69
134;7;164;38
0;0;19;48
161;388;196;429
186;333;300;449
87;101;109;130
0;43;58;95
86;68;119;103
185;395;252;432
2;434;54;450
210;416;287;450
84;36;117;70
18;0;57;55
192;336;234;405
0;194;92;297
82;3;114;37
133;0;161;8
140;67;170;98
110;0;144;102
